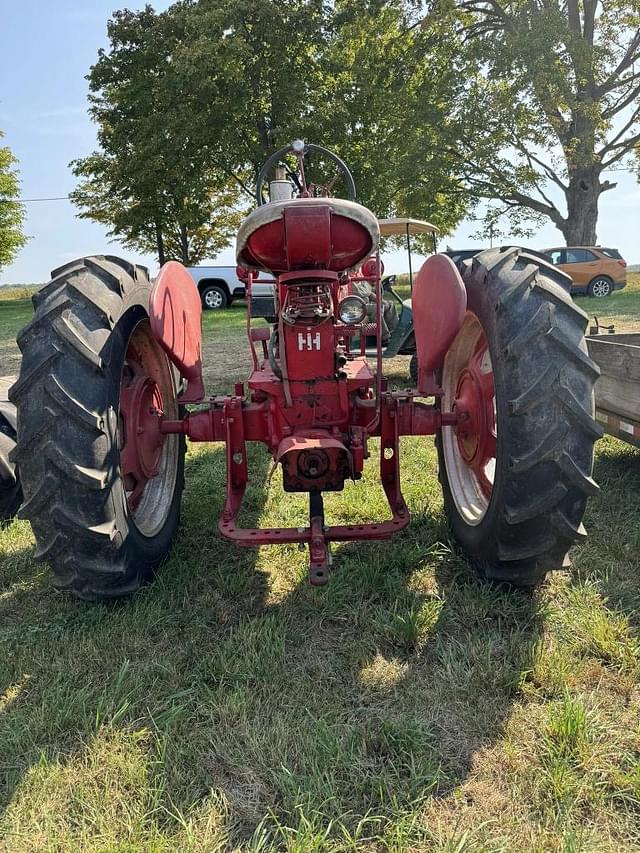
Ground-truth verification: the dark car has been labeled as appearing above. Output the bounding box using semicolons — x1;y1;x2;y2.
443;249;482;269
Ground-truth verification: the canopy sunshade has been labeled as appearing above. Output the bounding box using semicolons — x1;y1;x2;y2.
377;218;439;287
378;217;439;237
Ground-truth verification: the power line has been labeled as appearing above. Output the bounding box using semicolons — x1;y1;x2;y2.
0;195;72;203
16;196;71;202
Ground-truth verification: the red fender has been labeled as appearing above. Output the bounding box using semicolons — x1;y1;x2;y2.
149;261;205;403
412;255;467;395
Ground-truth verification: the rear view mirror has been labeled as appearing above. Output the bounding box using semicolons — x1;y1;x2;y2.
382;275;396;291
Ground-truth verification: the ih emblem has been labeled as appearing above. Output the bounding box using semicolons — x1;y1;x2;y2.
298;332;321;351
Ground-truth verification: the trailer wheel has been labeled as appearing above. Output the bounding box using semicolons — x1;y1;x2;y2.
0;406;21;522
10;256;185;600
437;247;602;586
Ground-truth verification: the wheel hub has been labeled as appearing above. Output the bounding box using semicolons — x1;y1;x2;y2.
120;362;165;511
297;448;330;479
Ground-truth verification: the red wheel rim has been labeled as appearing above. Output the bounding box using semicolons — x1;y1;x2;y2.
453;337;496;499
118;320;180;536
441;314;497;524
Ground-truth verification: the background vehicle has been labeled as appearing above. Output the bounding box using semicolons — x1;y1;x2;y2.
10;141;600;600
377;216;438;284
544;247;627;297
186;265;246;310
362;218;439;361
443;249;481;267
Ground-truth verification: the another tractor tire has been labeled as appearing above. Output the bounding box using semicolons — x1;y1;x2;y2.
587;276;612;298
10;256;185;600
201;283;228;310
409;353;418;384
0;402;21;522
436;247;602;587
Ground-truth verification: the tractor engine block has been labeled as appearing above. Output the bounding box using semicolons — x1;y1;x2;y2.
281;282;332;325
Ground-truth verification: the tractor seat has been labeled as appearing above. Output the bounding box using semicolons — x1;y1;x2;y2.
236;198;380;275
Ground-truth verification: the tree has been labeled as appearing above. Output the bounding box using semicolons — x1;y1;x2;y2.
178;0;472;234
71;6;245;266
176;0;329;178
0;131;27;272
452;0;640;245
71;149;243;266
72;0;480;258
303;0;471;234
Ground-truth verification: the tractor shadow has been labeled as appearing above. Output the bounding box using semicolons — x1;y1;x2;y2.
0;442;541;845
0;443;274;822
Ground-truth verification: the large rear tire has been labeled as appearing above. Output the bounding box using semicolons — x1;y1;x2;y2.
10;256;185;600
437;247;602;586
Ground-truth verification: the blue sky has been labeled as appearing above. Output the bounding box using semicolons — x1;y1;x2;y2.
1;0;638;285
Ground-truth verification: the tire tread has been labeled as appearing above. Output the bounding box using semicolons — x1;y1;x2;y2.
10;255;184;599
439;246;600;586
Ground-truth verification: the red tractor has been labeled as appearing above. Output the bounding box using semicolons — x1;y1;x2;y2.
10;142;601;599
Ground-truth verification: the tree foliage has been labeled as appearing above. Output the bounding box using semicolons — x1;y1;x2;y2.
71;0;640;256
72;0;476;258
180;0;473;234
452;0;640;244
71;6;245;266
0;131;27;272
305;0;471;234
177;0;328;171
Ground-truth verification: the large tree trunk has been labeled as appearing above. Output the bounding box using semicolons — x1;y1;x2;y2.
155;221;166;266
560;167;601;245
256;115;272;154
179;225;189;265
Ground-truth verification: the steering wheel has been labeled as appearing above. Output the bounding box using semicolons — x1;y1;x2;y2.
256;141;357;206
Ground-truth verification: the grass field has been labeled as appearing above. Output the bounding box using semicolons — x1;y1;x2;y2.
1;274;640;851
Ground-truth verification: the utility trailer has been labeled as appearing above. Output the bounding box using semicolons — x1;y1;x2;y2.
586;331;640;449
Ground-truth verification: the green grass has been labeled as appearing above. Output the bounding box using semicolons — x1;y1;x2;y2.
0;297;33;378
1;286;640;851
580;271;640;331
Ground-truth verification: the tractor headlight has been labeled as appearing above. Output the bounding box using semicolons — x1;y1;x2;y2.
338;295;367;325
